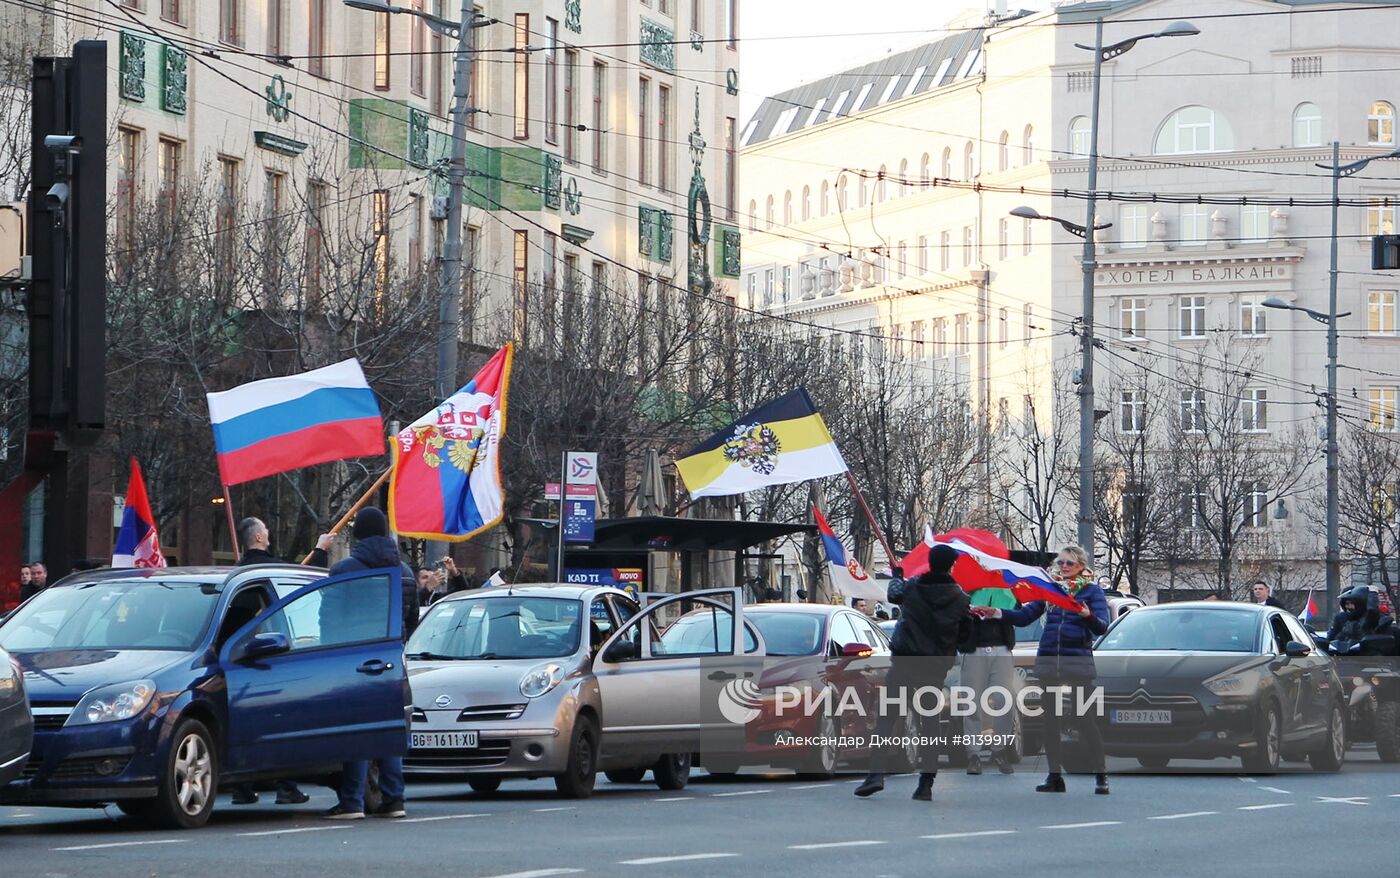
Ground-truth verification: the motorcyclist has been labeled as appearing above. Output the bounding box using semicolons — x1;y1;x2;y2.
1326;586;1396;656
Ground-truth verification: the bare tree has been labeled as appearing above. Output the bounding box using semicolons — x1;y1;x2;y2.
1331;418;1400;608
991;364;1077;555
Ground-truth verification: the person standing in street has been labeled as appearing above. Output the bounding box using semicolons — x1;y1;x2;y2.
959;584;1018;776
974;545;1110;794
1251;580;1285;608
322;507;417;820
22;562;47;601
855;545;972;802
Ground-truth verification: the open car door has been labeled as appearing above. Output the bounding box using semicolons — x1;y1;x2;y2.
220;567;408;774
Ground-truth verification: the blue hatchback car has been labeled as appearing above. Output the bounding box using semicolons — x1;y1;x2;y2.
0;564;408;828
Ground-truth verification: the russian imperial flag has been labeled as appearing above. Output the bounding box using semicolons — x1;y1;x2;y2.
206;360;385;486
113;458;165;569
390;344;514;541
676;388;847;499
814;506;885;602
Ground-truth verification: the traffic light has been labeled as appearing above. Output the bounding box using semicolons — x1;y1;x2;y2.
1373;235;1400;271
29;40;106;444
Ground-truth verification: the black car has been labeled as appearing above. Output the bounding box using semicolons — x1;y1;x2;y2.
0;644;32;786
1091;602;1346;772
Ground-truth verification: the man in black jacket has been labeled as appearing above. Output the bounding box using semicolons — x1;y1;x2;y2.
855;544;971;802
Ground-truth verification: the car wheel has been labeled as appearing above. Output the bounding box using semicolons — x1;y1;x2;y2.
467;776;502;794
1241;703;1281;774
1309;702;1346;772
653;753;691;791
605;768;647;784
553;715;598;799
1376;700;1400;763
795;709;839;779
151;718;217;829
1136;755;1170;770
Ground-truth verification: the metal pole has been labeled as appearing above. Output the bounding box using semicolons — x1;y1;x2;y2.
1325;140;1342;622
1077;18;1105;554
426;2;476;568
555;451;568;581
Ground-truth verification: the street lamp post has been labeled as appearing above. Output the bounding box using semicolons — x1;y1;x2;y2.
1065;17;1198;556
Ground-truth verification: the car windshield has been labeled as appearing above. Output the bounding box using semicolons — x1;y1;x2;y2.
407;596;583;659
1097;607;1260;653
746;612;824;656
0;579;220;652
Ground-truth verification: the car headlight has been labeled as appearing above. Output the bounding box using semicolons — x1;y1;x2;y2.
519;664;563;699
1204;675;1246;696
68;679;157;725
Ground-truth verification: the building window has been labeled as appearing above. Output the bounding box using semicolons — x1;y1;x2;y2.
374;12;390;89
1243;483;1269;528
997;218;1009;260
219;0;242;46
638;77;651;186
592;61;607;173
765;196;774;228
1119;390;1146;433
911;321;926;359
1180;204;1208;245
1022;124;1034;163
372;189;390;304
800;185;812;221
158;136;182;222
430;0;444;111
940;147;952;179
963;141;975;179
1240;388;1269;432
305;179;326;302
264;0;285;55
932;318;947;359
116;127;142;257
513;14;529;138
406;0;425;95
1241;204;1270;243
513;230;529;341
954;314;969;354
1370;101;1396;146
658;84;672;191
308;0;327;77
998;307;1008;348
1023;303;1033;344
1370;387;1399;431
1022;217;1033;255
961;225;973;266
691;0;703;36
1240;294;1267;336
940;230;951;270
819;180;829;216
1179;388;1206;433
724;117;738;220
1368;199;1396;235
1155;105;1232;154
407;193;423;267
836;175;848;210
1120;204;1148;249
763;269;774;304
1179;295;1206;339
1120;298;1146;337
564;49;578;162
917;235;928;274
896;241;907;278
1293;102;1321;147
1370;290;1397;335
1180;484;1207;529
1069;115;1090;157
997;131;1009;171
541;19;558;144
725;0;736;47
161;0;184;24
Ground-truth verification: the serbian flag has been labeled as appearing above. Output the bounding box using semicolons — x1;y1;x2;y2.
206;360;384;486
899;527;1082;612
390;344;513;540
112;458;165;569
814;506;885;602
1299;589;1321;625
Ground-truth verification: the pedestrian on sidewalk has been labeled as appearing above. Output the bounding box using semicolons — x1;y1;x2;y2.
958;584;1019;776
854;544;971;802
974;545;1109;795
322;507;417;820
21;562;47;602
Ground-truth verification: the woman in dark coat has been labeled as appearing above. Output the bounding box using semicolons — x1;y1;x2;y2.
974;544;1110;794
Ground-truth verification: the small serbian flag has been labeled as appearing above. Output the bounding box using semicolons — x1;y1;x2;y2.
113;458;165;569
814;506;884;602
206;360;384;486
390;344;513;541
1299;589;1320;624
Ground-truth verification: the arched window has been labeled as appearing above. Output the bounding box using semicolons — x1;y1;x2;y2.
820;180;830;216
1022;124;1035;163
998;131;1010;171
963;141;975;179
1293;103;1322;147
836;174;849;211
898;158;909;197
1370;101;1395;146
876;165;888;203
920;152;931;188
765;195;775;228
1154;106;1234;154
801;185;811;221
782;191;793;225
941;147;952;179
747;199;758;231
1069;116;1091;157
858;176;868;208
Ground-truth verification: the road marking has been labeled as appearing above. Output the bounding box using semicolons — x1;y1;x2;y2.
54;839;188;852
531;807;575;813
789;841;887;850
712;789;771;797
237;826;352;837
790;783;835;790
1149;811;1218;821
1259;787;1292;795
1238;803;1293;811
1041;821;1121;830
655;797;693;802
922;830;1018;840
620;853;739;866
399;813;489;824
1316;796;1368;806
479;871;585;878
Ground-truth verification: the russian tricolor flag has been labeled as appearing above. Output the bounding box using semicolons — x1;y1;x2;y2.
206;359;385;486
113;458;165;569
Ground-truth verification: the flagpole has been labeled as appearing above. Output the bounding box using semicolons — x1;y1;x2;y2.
844;471;898;571
221;485;239;559
299;468;392;564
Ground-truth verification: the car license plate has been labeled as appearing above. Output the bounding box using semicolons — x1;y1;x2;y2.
411;731;479;749
1111;709;1172;725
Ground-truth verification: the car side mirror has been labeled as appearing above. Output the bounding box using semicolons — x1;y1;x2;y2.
840;642;873;658
602;640;639;663
237;632;290;662
1284;640;1311;658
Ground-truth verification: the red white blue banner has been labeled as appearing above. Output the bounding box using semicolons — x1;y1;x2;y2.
112;458;165;569
813;506;884;602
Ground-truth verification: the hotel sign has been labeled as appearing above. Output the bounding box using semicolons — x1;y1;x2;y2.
1096;262;1292;286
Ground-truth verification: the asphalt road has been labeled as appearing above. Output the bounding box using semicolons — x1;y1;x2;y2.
2;751;1397;878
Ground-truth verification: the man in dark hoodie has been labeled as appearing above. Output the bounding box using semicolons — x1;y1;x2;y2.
855;544;971;802
322;507;417;820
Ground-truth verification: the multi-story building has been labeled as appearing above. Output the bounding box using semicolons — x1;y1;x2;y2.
0;0;742;568
742;0;1400;600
